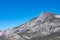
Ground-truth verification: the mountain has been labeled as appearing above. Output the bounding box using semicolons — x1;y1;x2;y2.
0;12;60;40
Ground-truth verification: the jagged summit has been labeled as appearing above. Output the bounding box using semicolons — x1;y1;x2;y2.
39;12;54;17
0;12;60;40
36;12;55;22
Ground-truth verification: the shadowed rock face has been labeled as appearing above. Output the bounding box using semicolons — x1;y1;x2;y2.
0;12;60;40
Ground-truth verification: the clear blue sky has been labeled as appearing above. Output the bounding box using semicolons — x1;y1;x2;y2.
0;0;60;30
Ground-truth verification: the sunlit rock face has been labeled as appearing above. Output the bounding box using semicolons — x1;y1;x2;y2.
0;30;4;37
0;12;60;40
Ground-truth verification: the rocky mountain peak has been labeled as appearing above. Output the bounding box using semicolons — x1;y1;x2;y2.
0;12;60;40
39;12;54;17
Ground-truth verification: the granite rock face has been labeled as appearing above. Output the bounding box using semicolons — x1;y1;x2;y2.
0;12;60;40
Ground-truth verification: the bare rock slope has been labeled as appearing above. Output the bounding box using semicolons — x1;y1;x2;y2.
0;12;60;40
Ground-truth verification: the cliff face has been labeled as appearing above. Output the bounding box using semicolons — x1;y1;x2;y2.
0;12;60;40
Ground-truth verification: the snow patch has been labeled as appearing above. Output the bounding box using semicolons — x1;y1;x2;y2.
55;15;60;18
